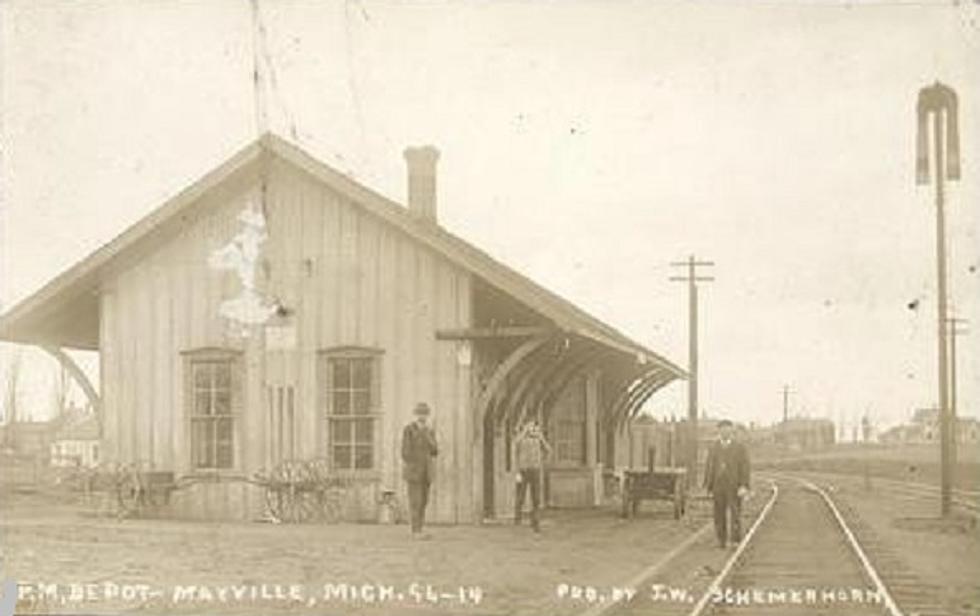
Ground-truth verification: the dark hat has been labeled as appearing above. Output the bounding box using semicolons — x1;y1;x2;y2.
413;402;431;416
717;419;734;428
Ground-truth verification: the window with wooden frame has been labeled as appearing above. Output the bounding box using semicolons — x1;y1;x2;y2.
185;349;241;470
552;379;587;465
319;348;382;471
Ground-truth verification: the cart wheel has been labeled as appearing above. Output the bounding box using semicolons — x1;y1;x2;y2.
314;487;345;523
265;460;314;523
115;465;144;519
264;485;285;523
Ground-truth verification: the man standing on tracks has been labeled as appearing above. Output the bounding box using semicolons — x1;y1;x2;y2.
703;419;750;549
514;420;552;533
402;402;438;539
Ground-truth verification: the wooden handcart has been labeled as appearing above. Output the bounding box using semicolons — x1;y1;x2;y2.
69;458;360;523
621;467;687;520
252;459;352;524
67;461;178;519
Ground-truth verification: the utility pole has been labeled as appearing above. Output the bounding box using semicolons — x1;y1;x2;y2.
949;317;968;493
782;385;792;423
670;255;714;487
916;81;961;517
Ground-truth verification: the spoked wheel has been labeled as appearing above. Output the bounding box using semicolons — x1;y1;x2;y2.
314;486;346;523
265;460;316;523
114;464;145;519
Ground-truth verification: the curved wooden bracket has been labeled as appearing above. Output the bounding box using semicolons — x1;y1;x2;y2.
538;346;617;423
40;345;102;430
498;335;578;427
615;371;677;429
603;368;647;430
623;374;675;423
610;368;667;430
474;334;552;425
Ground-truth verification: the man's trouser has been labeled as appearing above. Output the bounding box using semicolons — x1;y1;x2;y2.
407;479;430;533
515;468;541;529
712;488;742;546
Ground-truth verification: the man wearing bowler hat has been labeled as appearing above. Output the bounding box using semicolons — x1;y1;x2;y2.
703;419;750;549
402;402;438;538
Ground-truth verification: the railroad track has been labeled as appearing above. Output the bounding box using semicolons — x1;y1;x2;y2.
601;474;949;615
785;469;980;514
690;478;899;615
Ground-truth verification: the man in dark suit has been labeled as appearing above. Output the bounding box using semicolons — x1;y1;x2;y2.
402;402;438;538
703;419;750;549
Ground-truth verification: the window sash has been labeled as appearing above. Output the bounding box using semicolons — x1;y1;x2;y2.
189;357;237;470
322;352;380;471
327;416;377;470
555;419;587;464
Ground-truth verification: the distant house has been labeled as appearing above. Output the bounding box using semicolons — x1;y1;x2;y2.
0;134;685;522
879;409;978;445
50;411;100;468
0;418;62;461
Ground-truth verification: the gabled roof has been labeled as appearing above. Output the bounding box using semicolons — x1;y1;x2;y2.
0;133;685;379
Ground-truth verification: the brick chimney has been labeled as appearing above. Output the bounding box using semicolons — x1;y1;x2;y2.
403;146;440;223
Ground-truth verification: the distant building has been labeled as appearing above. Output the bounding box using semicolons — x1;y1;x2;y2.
772;417;835;451
50;411;101;468
0;418;63;461
879;408;979;445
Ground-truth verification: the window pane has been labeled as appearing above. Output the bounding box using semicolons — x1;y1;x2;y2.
332;359;351;390
332;391;350;416
214;392;231;416
354;445;372;469
352;391;371;415
216;418;233;468
192;419;214;468
331;419;352;445
193;364;211;389
354;419;373;444
215;364;231;389
332;445;352;470
352;359;371;389
195;392;211;416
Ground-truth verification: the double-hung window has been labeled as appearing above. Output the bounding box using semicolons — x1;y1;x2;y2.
320;348;382;471
186;349;240;470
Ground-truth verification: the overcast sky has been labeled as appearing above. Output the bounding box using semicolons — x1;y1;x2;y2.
1;0;978;431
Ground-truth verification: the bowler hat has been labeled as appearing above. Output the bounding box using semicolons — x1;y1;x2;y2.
414;402;431;416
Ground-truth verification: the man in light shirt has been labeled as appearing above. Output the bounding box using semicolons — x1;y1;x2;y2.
514;420;552;533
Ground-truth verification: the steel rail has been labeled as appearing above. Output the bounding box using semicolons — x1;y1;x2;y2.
777;469;980;513
687;475;905;616
686;480;780;616
798;478;905;616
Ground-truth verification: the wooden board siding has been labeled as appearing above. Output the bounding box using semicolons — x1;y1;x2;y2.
99;159;474;523
264;159;475;523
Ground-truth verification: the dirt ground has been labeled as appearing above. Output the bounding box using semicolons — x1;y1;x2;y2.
0;489;725;616
757;443;980;491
